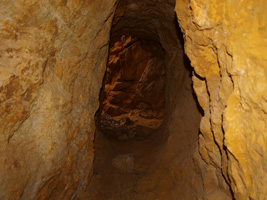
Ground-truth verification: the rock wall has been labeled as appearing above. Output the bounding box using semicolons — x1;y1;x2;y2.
99;36;165;139
0;0;117;199
0;0;266;199
176;0;267;199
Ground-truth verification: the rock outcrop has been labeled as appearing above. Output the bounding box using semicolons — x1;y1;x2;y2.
176;0;267;199
98;36;165;139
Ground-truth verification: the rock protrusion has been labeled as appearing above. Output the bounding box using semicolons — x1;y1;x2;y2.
98;36;165;139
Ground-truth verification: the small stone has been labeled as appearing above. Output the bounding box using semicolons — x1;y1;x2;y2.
112;154;135;173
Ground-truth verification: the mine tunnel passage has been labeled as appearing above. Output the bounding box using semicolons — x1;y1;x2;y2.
89;0;203;199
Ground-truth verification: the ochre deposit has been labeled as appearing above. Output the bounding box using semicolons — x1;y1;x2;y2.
176;0;267;199
0;0;266;199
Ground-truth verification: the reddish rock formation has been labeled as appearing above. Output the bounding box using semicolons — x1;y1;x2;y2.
98;36;165;139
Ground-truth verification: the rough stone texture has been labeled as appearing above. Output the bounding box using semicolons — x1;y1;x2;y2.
0;0;211;199
99;36;165;139
0;0;117;199
91;0;217;199
103;36;165;119
0;0;266;199
176;0;267;199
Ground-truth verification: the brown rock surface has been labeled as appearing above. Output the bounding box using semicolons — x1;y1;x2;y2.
0;0;266;199
98;36;165;138
0;0;117;199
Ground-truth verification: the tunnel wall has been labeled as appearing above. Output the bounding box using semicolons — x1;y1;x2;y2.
176;0;267;199
0;1;116;199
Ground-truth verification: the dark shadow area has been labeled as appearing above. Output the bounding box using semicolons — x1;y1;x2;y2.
174;14;204;116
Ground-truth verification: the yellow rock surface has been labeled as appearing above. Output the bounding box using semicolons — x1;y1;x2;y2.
176;0;267;199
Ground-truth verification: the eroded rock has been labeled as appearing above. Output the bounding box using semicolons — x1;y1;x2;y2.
98;36;165;139
0;0;117;199
176;0;267;199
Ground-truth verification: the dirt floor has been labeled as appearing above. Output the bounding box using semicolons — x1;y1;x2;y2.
86;127;166;200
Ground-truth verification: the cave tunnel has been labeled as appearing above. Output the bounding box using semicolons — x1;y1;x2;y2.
90;0;213;199
2;0;266;199
95;0;199;141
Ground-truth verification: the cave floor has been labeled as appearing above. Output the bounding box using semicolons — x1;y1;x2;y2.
86;128;165;200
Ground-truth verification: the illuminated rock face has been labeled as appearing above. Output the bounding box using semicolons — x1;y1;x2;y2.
176;0;267;199
98;36;165;139
0;0;266;199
